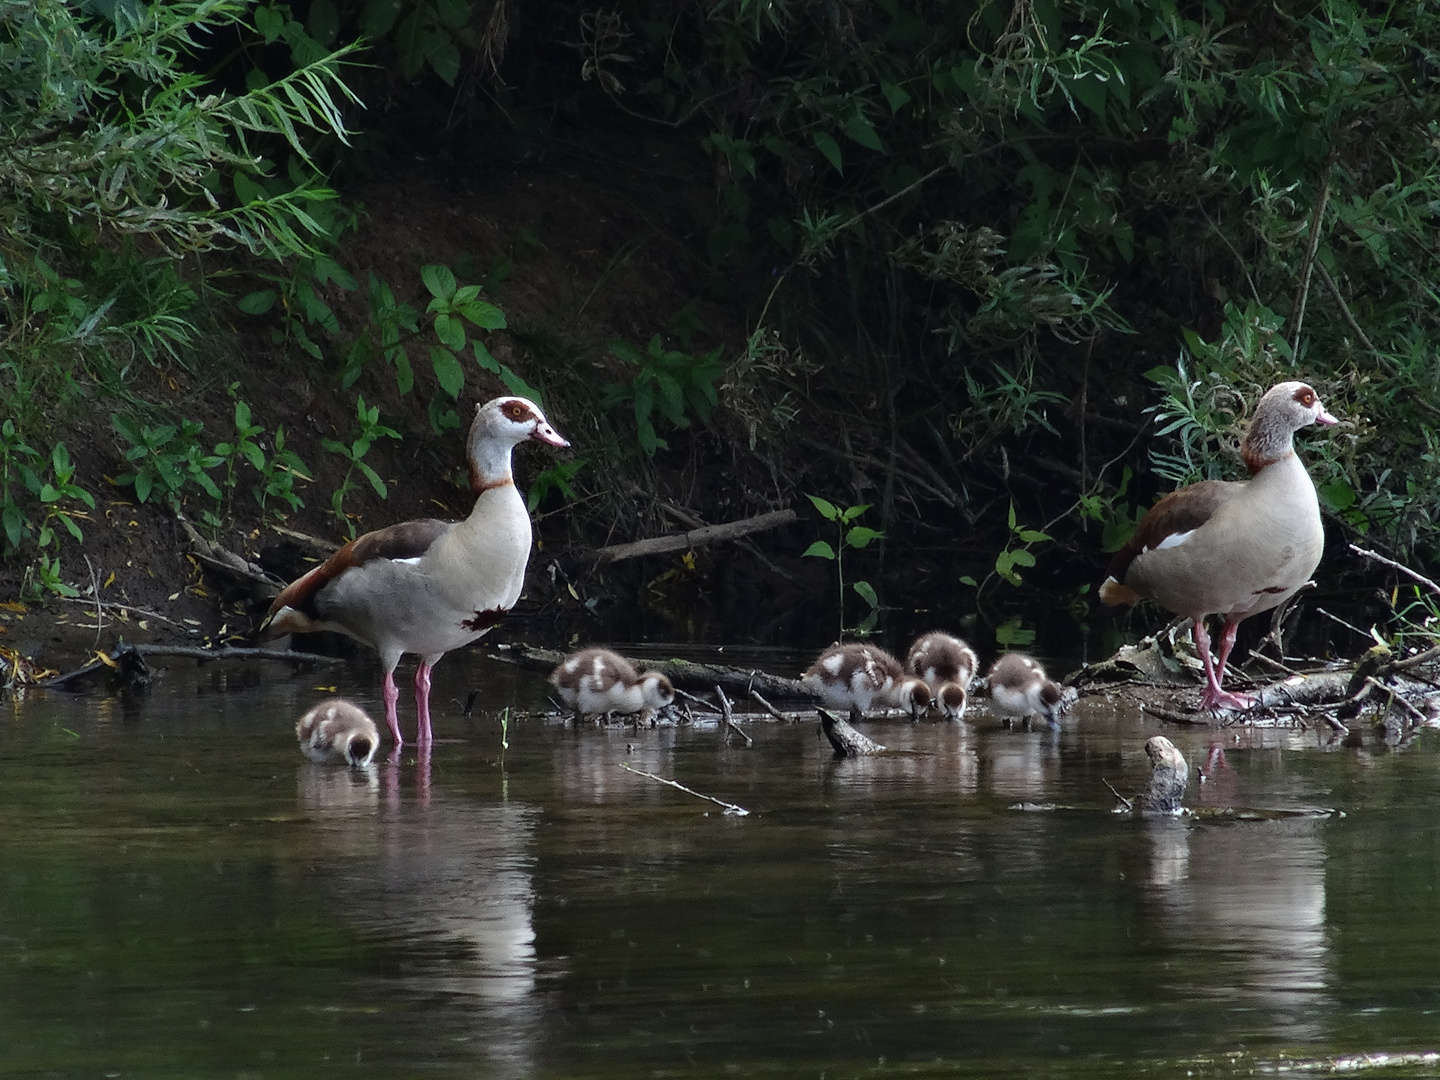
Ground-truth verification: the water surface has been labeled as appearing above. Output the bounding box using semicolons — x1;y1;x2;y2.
2;652;1439;1078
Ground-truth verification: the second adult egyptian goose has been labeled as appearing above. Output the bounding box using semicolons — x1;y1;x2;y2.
1099;381;1337;710
802;643;932;721
267;396;568;748
549;648;676;722
906;631;979;720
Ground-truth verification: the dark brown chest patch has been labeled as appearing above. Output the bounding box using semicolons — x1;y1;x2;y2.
462;607;508;632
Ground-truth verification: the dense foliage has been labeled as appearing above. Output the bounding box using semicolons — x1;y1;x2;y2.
3;0;1439;617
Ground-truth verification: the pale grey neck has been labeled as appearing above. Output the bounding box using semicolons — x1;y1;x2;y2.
1242;412;1297;473
469;435;516;488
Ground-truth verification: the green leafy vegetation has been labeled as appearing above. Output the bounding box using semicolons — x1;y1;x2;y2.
804;495;885;636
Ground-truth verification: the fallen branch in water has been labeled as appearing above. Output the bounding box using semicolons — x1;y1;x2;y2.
489;643;814;701
41;642;344;689
715;685;752;747
589;509;798;564
617;762;750;816
818;708;886;758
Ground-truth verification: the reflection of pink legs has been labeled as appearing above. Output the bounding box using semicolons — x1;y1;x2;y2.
414;661;434;745
1193;618;1255;711
382;669;403;748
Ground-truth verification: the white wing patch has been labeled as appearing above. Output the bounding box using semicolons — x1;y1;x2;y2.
1151;529;1195;552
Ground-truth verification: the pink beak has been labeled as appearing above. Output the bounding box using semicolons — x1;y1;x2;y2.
1316;408;1339;426
532;421;570;448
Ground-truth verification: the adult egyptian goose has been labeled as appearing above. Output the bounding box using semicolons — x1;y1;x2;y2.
296;697;381;767
802;643;933;722
549;648;676;722
1099;381;1337;710
986;653;1065;728
267;396;568;748
906;631;979;720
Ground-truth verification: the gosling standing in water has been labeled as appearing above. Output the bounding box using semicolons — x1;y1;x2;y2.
986;653;1066;729
906;632;980;720
297;698;381;767
802;643;933;722
549;648;676;722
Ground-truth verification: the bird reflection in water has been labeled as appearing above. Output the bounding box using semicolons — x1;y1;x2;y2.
1146;816;1330;1041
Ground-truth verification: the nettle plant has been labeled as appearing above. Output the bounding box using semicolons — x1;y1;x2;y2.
803;494;884;635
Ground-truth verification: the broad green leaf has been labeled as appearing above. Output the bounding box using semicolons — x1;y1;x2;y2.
1009;549;1036;568
135;473;153;503
429;40;461;85
840;503;872;522
880;81;912;113
357;460;388;498
845;526;883;549
431;346;464;399
811;131;843;174
434;312;466;350
802;540;836;560
843;111;885;152
1017;529;1050;543
458;299;507;329
238;290;276;315
421;264;458;303
360;0;403;37
852;580;879;608
806;493;839;520
473;340;501;373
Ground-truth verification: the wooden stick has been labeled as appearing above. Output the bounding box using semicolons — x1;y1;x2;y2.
617;763;750;816
715;685;752;747
749;689;789;721
1350;543;1440;598
675;688;722;714
1101;776;1133;812
40;643;344;689
591;509;798;564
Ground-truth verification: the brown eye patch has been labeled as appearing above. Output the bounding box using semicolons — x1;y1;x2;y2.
1294;387;1316;406
506;402;528;420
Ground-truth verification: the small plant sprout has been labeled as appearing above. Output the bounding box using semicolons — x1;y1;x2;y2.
499;706;511;752
994;502;1051;587
803;494;884;635
321;395;401;538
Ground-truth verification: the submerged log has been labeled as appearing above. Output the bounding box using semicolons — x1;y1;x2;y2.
492;643;815;702
818;708;886;758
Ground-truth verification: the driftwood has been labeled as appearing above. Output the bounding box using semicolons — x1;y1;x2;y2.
175;509;288;598
818;708;886;758
41;642;345;690
491;643;814;701
1138;736;1188;814
589;509;797;564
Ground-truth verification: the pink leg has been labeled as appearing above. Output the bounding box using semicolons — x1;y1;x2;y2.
382;669;403;748
1193;618;1254;711
414;661;434;745
1214;619;1241;683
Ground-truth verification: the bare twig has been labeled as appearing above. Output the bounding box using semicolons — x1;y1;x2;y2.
675;688;723;714
1288;169;1332;352
1365;677;1430;727
1315;262;1395;372
1101;776;1133;812
53;595;180;625
749;689;789;721
715;685;752;747
1315;605;1372;641
1391;645;1440;672
617;762;750;816
1349;543;1440;597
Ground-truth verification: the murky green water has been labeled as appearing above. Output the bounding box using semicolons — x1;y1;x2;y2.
3;650;1439;1078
